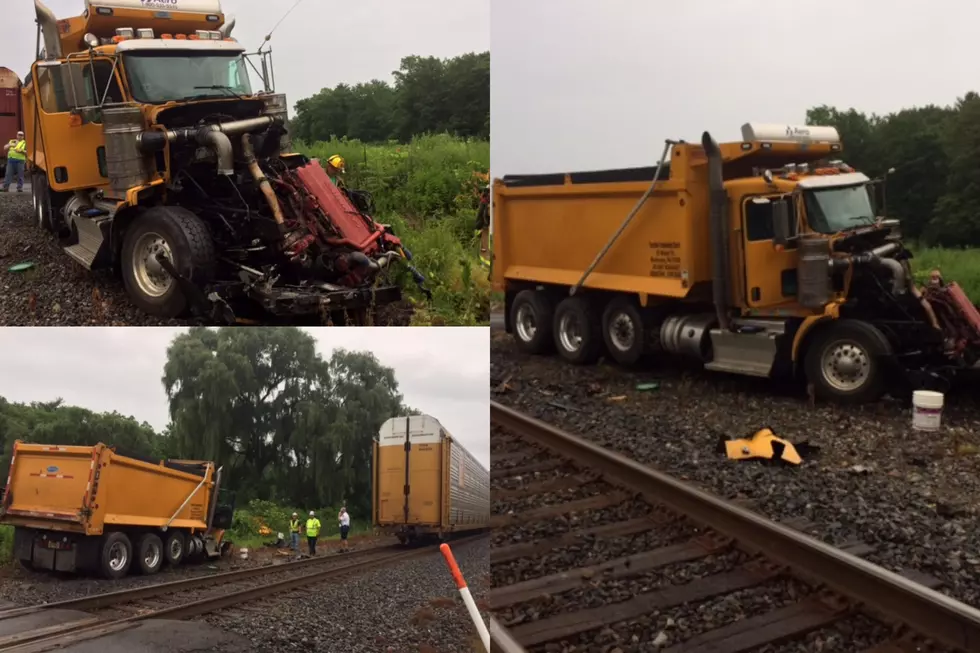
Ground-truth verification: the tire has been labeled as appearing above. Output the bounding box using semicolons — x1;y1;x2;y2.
99;532;133;580
135;533;164;575
32;171;53;233
163;530;185;566
120;206;216;318
510;290;554;354
602;296;648;366
804;320;890;404
553;296;602;364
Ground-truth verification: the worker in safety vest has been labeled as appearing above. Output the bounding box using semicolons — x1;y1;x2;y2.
325;154;346;187
289;512;301;551
305;510;321;556
2;131;27;193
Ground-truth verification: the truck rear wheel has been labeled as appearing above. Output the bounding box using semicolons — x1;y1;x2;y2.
121;206;216;318
553;296;602;364
510;290;554;354
163;531;185;566
602;297;647;366
100;532;133;579
135;533;164;575
804;320;889;404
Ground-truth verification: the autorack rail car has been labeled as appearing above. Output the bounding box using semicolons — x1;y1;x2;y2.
372;414;489;544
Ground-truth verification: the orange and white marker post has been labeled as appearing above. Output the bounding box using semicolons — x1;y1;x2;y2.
439;543;490;652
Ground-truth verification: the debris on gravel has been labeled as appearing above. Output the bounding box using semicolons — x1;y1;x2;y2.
201;536;489;653
491;332;980;609
0;193;412;326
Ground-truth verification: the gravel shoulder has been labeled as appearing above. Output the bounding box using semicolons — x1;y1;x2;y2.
491;331;980;608
201;536;489;653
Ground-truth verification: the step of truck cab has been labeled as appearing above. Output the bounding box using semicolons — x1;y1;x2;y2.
704;318;786;378
64;215;112;270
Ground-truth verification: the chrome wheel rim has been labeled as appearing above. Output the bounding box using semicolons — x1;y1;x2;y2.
515;304;537;342
609;312;635;352
108;541;128;572
132;231;175;298
558;312;584;353
144;540;161;569
820;340;870;392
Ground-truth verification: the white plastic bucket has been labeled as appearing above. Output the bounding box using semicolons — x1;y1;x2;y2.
239;547;249;560
912;390;944;431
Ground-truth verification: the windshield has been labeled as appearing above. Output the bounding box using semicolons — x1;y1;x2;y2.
123;51;252;103
803;184;875;233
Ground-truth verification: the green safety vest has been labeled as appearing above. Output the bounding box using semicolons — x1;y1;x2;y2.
306;518;320;537
289;519;300;533
7;140;26;161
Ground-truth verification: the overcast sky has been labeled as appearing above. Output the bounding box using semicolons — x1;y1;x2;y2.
491;0;980;177
2;0;488;113
0;327;489;469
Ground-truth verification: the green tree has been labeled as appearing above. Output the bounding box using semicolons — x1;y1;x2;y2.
162;327;410;517
290;52;489;144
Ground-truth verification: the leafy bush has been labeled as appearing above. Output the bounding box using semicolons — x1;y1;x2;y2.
298;134;491;325
228;498;368;547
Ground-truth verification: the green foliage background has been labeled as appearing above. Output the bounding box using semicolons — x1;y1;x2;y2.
300;135;491;325
807;96;980;301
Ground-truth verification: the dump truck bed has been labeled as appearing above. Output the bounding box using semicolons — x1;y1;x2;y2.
372;415;489;534
1;441;214;536
492;157;713;298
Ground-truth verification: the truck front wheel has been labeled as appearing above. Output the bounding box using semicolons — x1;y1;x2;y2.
135;533;164;575
804;320;890;404
100;532;133;580
510;290;554;354
120;206;216;318
32;172;53;233
553;296;602;364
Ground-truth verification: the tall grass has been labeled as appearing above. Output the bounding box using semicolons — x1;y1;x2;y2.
909;246;980;301
298;134;491;325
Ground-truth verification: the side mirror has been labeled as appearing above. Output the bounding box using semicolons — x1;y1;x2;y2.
772;198;791;247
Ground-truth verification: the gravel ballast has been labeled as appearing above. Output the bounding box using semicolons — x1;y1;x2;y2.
201;536;489;652
491;330;980;613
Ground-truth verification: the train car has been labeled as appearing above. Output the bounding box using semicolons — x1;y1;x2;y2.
372;414;489;544
0;67;23;176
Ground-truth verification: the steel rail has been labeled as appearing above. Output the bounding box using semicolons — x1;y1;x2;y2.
491;400;980;652
2;540;470;653
0;543;400;622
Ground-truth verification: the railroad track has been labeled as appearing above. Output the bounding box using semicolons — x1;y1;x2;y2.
0;539;473;652
489;401;980;653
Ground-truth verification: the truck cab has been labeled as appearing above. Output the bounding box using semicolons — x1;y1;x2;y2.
22;0;409;324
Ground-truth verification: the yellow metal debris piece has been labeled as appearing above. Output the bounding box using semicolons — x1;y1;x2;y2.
724;428;803;465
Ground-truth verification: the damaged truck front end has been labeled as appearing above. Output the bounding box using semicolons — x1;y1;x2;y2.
28;0;429;324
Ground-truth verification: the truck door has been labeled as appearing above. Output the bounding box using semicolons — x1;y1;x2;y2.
741;195;799;308
31;56;124;192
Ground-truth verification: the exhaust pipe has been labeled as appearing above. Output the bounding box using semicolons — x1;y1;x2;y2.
702;131;731;331
138;116;279;175
219;15;236;38
242;133;286;226
34;0;62;59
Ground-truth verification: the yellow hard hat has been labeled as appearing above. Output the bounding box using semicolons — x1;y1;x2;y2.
326;155;345;172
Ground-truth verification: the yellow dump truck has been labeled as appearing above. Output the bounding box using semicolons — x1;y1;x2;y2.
0;441;234;578
22;0;422;325
492;123;980;403
372;415;490;544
